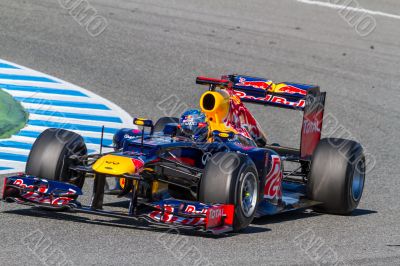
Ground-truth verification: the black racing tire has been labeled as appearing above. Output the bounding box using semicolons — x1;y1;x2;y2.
25;128;87;186
199;152;259;232
307;138;365;215
153;117;179;132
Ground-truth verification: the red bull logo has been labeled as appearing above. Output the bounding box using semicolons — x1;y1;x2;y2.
275;84;307;95
235;78;271;90
233;90;306;108
264;155;283;200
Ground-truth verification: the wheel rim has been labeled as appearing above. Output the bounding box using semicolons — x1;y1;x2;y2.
240;172;258;218
351;159;365;201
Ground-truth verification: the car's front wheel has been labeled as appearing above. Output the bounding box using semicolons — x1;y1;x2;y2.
25;128;87;188
199;152;259;232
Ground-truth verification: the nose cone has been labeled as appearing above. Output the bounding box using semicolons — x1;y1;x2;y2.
92;154;136;176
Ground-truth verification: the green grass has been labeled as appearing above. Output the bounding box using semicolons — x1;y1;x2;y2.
0;89;28;139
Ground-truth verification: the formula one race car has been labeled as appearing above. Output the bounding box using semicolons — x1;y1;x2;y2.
1;75;366;234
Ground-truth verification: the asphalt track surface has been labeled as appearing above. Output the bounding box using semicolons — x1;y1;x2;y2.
1;0;400;265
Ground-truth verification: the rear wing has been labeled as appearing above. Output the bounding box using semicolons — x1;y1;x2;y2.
226;74;321;110
196;75;326;160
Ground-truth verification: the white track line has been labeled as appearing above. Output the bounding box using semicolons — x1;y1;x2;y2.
2;135;113;147
0;159;25;168
296;0;400;20
0;79;83;90
0;147;30;155
0;79;64;88
2;136;36;144
27;114;124;128
20;103;121;116
0;68;56;76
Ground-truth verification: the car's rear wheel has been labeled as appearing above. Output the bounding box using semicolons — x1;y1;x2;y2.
199;152;259;232
26;128;87;188
307;138;365;214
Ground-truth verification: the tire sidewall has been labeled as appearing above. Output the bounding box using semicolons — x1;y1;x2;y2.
232;163;259;231
308;138;365;214
199;152;259;232
25;128;87;183
345;153;366;212
57;137;87;183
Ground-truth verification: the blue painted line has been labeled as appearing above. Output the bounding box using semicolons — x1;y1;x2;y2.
16;130;41;138
0;141;101;154
27;109;122;123
0;83;88;97
0;63;19;69
0;152;28;162
0;73;58;83
14;131;113;146
0;166;13;171
84;137;113;146
0;141;32;150
16;130;113;146
14;97;110;110
28;120;118;134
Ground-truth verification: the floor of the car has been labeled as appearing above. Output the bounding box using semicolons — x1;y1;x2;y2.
264;144;300;158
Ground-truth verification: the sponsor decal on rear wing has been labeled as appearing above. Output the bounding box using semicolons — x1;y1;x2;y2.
300;92;326;159
196;75;320;111
225;75;319;111
232;90;306;109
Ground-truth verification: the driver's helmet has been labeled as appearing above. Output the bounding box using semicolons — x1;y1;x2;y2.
179;109;208;141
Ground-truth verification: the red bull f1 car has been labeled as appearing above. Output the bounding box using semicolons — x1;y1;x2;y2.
1;75;366;234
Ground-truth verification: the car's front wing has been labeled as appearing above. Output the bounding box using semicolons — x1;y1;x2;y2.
2;175;235;235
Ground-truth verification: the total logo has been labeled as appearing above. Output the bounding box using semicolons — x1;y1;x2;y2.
208;208;223;220
201;152;212;165
303;120;321;134
185;205;223;220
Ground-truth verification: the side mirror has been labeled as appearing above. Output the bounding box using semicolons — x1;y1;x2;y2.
133;118;154;149
133;118;153;128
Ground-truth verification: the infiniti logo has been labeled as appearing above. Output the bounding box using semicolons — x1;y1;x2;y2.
202;152;212;165
124;134;136;139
